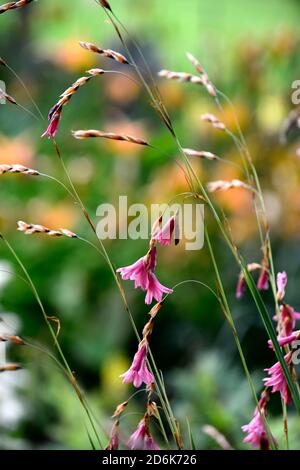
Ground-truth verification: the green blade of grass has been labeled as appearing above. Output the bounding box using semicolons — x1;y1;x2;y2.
186;418;196;450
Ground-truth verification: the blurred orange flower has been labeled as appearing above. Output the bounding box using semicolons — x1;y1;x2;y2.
54;38;96;72
0;134;34;165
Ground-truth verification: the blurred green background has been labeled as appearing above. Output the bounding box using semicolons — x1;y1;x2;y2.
0;0;300;450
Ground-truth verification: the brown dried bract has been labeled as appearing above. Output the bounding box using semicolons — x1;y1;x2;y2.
72;129;149;146
111;401;128;418
99;0;112;11
148;302;162;318
142;318;154;339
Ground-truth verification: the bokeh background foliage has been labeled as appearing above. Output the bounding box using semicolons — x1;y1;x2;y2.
0;0;300;449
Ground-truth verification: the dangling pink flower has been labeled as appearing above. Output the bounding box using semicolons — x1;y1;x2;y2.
273;304;300;337
276;271;287;302
236;273;246;299
117;248;157;291
242;409;269;449
145;272;173;305
268;332;299;350
128;419;147;449
117;247;172;304
257;268;269;291
120;341;154;388
263;353;292;404
41;111;62;139
242;392;273;450
128;417;160;450
153;216;177;246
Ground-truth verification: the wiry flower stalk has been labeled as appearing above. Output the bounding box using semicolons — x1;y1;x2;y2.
99;6;283;446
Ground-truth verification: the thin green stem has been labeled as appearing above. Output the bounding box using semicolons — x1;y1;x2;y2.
0;233;104;449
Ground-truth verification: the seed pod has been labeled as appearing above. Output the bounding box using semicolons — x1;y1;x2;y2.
0;164;40;176
201;113;226;131
186;52;205;74
72;129;149;146
207;179;255;193
17;221;78;238
183;148;218;161
79;41;128;64
86;68;105;76
7;335;25;345
0;363;22;372
158;69;204;85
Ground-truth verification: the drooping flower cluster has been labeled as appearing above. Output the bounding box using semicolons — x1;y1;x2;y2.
106;299;163;449
111;217;177;449
242;270;299;449
264;271;300;405
117;215;177;305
